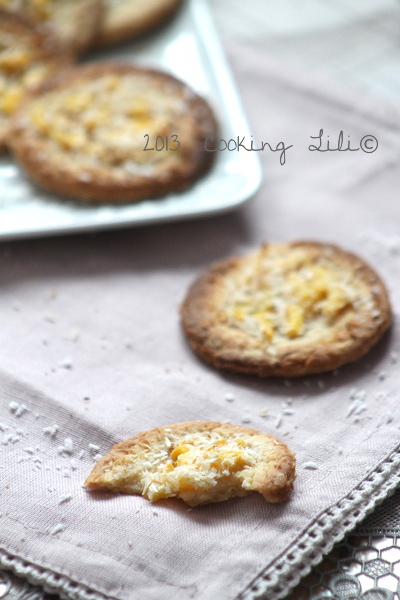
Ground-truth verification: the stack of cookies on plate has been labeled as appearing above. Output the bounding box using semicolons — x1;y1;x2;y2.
0;0;218;204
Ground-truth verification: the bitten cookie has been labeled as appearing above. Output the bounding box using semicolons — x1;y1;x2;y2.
9;62;218;204
85;421;296;506
0;0;103;54
0;10;72;152
181;242;392;378
97;0;182;47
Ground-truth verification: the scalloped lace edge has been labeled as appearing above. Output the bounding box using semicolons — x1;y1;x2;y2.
0;445;399;600
238;443;400;600
0;550;111;600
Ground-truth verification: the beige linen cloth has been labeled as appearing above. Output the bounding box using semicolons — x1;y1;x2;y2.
1;43;400;600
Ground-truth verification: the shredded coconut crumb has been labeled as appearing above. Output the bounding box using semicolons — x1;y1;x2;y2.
347;399;367;418
63;438;73;454
9;402;27;417
59;494;72;504
50;524;64;535
282;408;295;416
93;454;102;462
59;357;73;370
43;424;59;437
68;329;81;343
89;444;100;453
3;433;20;444
303;461;318;470
58;438;74;455
385;413;394;424
225;393;235;402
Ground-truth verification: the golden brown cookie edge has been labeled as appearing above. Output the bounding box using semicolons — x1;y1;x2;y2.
0;8;74;152
181;242;392;378
96;0;183;48
9;61;218;204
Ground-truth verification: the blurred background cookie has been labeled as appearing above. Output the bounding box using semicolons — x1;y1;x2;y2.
181;242;392;378
0;10;72;152
10;62;218;204
0;0;104;54
97;0;182;47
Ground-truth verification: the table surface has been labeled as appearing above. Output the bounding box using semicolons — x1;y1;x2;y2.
212;0;400;104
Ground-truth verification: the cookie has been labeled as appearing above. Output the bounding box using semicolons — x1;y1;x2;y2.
0;10;72;152
0;0;104;54
181;242;392;378
97;0;182;47
85;421;296;506
9;62;218;204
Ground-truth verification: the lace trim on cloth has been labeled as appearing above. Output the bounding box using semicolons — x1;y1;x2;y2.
0;551;111;600
239;443;400;600
0;445;400;600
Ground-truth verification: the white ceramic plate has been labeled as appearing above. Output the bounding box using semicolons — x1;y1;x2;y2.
0;0;262;240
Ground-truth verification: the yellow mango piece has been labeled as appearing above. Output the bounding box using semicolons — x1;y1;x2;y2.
212;440;227;448
127;99;150;119
232;307;245;322
129;116;153;131
64;91;93;113
170;444;192;461
285;305;304;338
255;313;275;340
49;128;86;151
31;0;52;19
211;449;246;473
0;86;23;114
323;291;350;318
0;50;32;73
23;65;48;88
104;75;120;91
31;104;50;133
177;481;196;492
83;108;110;130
